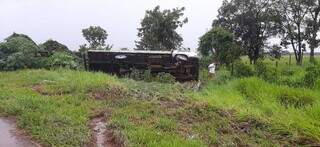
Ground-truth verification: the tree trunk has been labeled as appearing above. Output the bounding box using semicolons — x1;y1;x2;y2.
310;47;315;63
297;23;303;66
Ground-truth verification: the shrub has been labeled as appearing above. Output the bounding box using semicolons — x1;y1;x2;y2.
277;76;304;88
214;68;232;84
277;89;316;108
46;52;79;69
233;61;255;77
255;61;279;83
200;55;213;69
154;72;176;84
236;78;268;103
281;68;295;76
303;65;320;88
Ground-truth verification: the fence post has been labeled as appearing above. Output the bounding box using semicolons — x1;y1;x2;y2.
83;53;88;71
289;54;292;68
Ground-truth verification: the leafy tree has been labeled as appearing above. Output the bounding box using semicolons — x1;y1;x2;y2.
213;0;278;64
136;6;188;51
276;0;310;65
0;35;41;70
198;27;242;66
82;26;112;50
305;0;320;63
5;32;38;46
268;45;282;60
40;39;70;55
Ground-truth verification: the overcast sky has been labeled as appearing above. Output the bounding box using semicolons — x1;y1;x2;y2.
0;0;223;51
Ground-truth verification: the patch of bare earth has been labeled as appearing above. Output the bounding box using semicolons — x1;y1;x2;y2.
88;86;128;101
88;110;124;147
31;84;48;95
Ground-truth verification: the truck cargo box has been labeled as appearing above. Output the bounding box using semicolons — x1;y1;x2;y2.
87;50;199;81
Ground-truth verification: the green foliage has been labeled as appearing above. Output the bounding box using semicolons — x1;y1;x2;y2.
40;39;70;55
213;0;277;64
198;27;242;65
267;45;282;60
254;61;279;83
0;35;41;70
304;65;320;88
233;61;255;77
199;55;213;69
82;26;112;50
136;6;188;51
278;89;316;108
46;52;79;69
214;68;233;84
154;72;176;84
5;32;38;45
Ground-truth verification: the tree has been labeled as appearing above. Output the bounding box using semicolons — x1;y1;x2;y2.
82;26;111;50
268;45;282;60
0;34;41;70
40;39;70;55
5;32;38;46
213;0;278;64
276;0;310;65
198;27;242;66
305;0;320;63
136;6;188;51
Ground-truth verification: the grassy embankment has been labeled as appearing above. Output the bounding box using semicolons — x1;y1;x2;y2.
0;56;319;147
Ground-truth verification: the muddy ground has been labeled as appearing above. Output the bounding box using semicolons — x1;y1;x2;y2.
0;118;40;147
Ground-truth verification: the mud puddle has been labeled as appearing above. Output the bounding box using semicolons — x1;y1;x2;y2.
0;118;39;147
89;114;123;147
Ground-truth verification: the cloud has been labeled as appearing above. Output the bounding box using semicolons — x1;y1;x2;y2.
0;0;223;50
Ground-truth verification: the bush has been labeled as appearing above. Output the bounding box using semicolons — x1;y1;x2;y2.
214;68;232;84
236;78;269;103
277;89;316;108
233;61;255;77
254;61;279;82
0;36;42;70
46;52;80;69
200;55;213;69
303;65;320;88
154;72;176;84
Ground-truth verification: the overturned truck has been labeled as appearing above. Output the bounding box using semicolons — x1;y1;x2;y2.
87;50;199;81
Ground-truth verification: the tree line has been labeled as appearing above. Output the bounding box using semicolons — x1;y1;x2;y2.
1;2;319;71
199;0;320;66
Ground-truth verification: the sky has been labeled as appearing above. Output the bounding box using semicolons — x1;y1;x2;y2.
0;0;223;51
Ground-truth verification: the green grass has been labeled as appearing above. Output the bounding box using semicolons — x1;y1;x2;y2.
0;69;319;146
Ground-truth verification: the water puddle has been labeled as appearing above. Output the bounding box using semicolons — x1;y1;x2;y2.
0;118;39;147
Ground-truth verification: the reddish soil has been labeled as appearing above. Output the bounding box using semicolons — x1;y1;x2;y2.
88;111;124;147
